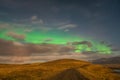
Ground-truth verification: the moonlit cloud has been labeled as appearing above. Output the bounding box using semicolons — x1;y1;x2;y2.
31;16;44;24
38;26;52;32
24;28;33;32
58;24;77;30
6;32;26;40
0;23;10;29
31;16;37;21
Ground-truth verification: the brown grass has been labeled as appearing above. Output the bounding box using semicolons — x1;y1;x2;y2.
0;59;120;80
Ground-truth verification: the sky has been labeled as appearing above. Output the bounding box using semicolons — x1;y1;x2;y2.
0;0;120;63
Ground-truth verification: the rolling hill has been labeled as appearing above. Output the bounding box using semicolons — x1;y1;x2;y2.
0;59;120;80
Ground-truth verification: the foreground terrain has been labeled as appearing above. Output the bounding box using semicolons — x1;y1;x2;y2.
0;59;120;80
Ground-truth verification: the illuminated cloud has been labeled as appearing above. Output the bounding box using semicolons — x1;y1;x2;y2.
31;16;44;24
0;23;10;29
0;56;31;63
6;32;26;40
0;52;117;63
31;16;37;21
64;29;69;32
13;42;24;46
39;27;52;32
24;28;33;32
58;24;77;30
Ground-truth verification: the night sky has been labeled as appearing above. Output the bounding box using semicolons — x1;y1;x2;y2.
0;0;120;63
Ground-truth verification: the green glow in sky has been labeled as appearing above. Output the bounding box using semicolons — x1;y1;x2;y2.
0;29;112;54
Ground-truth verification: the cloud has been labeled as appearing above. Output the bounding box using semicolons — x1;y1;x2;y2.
30;54;88;62
0;39;118;64
31;16;44;24
99;41;120;52
81;51;117;60
100;41;113;47
111;48;120;52
68;41;92;47
24;28;33;32
0;39;70;63
42;38;53;43
0;56;31;64
26;44;75;55
0;39;13;56
0;39;74;55
6;32;26;40
58;24;77;30
57;46;75;53
38;27;52;32
31;16;37;21
0;53;87;63
0;23;10;29
13;15;44;25
0;52;117;64
0;39;29;56
64;29;69;32
0;39;75;63
13;42;24;46
32;19;44;24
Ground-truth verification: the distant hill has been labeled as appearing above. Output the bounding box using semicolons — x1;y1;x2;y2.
0;59;119;80
92;57;120;64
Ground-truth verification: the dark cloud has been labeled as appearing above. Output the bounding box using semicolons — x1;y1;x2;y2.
0;38;88;63
0;39;29;56
100;41;113;47
111;48;120;52
69;41;92;47
0;39;74;56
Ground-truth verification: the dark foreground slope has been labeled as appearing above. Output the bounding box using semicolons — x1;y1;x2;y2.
0;59;120;80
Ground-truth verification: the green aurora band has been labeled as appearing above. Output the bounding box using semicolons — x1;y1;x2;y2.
0;29;111;54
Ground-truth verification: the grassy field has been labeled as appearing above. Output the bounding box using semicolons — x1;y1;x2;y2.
0;59;120;80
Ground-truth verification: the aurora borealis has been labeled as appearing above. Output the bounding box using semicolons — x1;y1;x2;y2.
0;0;120;63
0;24;111;54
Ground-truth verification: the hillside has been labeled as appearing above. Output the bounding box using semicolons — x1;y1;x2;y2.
0;59;120;80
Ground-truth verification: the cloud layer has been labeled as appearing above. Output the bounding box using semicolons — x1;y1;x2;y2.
0;39;117;64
